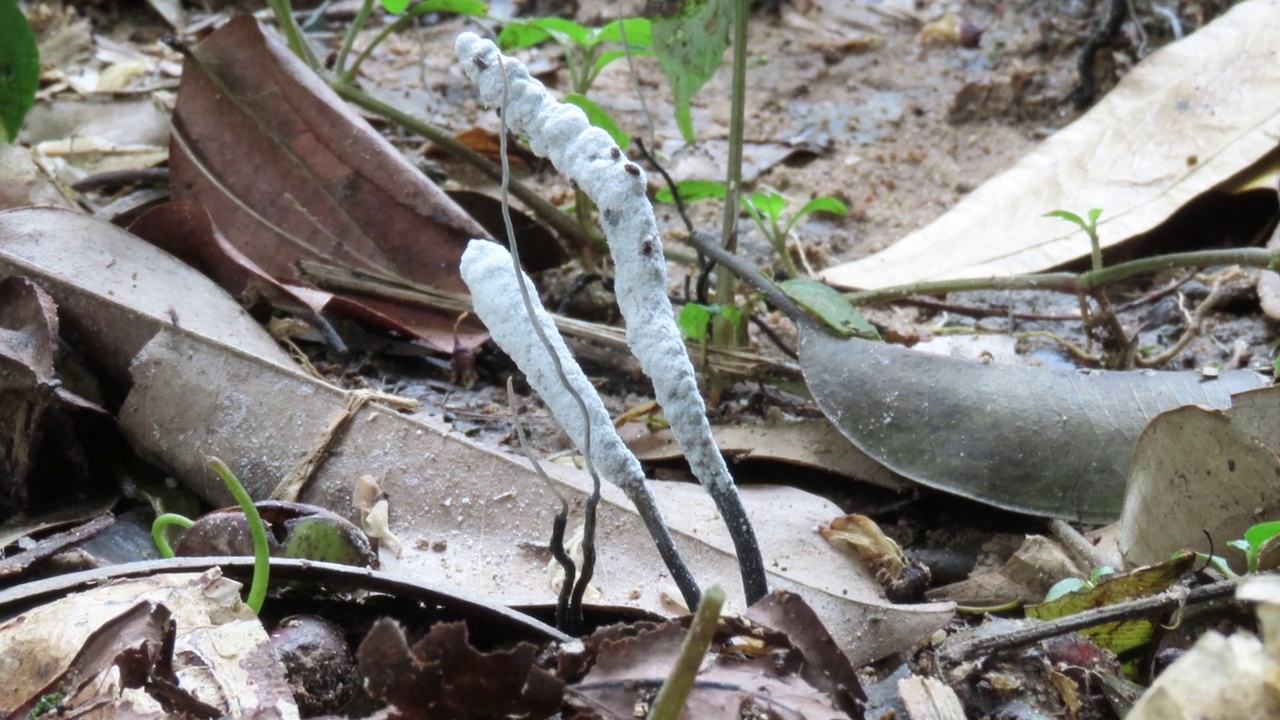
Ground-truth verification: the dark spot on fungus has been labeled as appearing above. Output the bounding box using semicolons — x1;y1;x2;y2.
602;208;619;225
610;147;621;160
641;239;655;257
473;56;488;70
624;163;640;176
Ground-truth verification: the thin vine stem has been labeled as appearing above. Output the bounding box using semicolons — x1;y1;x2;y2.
335;0;377;75
496;53;601;634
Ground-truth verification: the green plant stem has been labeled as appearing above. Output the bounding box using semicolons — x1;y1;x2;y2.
152;514;195;558
711;0;750;348
329;79;598;267
846;247;1279;306
1089;231;1103;274
336;0;377;77
647;585;725;720
264;0;319;69
345;2;439;82
208;457;271;614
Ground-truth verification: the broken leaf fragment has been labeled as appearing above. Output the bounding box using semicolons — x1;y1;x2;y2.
358;619;563;719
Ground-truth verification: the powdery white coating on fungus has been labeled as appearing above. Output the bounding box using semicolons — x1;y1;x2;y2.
460;239;647;493
455;32;739;501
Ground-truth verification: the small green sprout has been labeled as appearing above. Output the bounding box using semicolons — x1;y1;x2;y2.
677;302;743;343
1044;565;1116;602
498;17;652;98
151;458;271;613
27;690;65;719
1046;207;1104;273
1195;519;1280;578
656;180;848;278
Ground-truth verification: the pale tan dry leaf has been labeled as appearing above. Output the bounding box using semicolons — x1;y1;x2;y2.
1118;385;1280;568
823;0;1280;289
120;328;954;667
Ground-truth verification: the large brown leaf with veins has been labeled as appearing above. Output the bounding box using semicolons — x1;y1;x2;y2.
169;16;486;322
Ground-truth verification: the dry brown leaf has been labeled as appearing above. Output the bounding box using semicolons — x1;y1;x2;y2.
1118;385;1280;568
170;16;490;350
569;621;850;720
128;201;489;349
0;569;295;718
358;619;563;719
823;0;1280;289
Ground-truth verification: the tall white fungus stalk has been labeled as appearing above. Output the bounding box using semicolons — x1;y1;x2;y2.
456;32;767;604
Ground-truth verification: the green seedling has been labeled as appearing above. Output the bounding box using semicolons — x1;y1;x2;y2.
1046;207;1104;273
0;0;39;143
656;180;848;279
498;17;652;98
743;191;848;278
1044;564;1116;602
1195;519;1280;578
152;458;271;613
677;302;743;343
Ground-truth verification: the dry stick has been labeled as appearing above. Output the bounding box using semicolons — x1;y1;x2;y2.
1047;519;1114;572
940;578;1242;664
494;53;601;633
458;33;767;604
846;247;1278;306
1137;268;1241;368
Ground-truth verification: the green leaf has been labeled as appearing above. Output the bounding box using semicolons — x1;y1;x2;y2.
744;191;786;222
565;93;630;148
1090;565;1116;583
0;0;39;143
779;278;880;340
785;195;849;236
1045;209;1087;232
719;304;743;328
1228;538;1252;554
498;23;552;51
648;0;732;143
677;303;714;341
654;179;726;203
795;196;848;218
1044;577;1090;603
1086;207;1103;225
525;16;591;44
388;0;486;15
1243;520;1280;550
593;48;654;78
597;17;653;47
